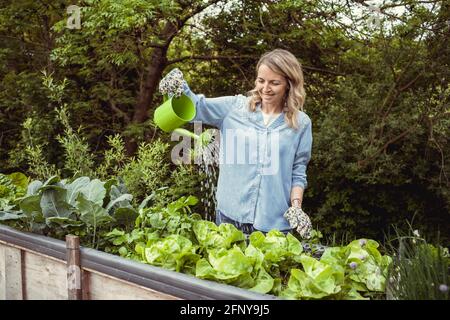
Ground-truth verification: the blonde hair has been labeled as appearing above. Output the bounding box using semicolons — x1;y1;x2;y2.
248;49;306;129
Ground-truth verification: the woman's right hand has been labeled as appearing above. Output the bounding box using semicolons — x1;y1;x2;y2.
159;68;186;98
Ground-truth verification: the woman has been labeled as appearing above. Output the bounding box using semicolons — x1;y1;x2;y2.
160;49;313;238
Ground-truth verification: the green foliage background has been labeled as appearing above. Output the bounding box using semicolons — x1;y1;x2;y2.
0;0;448;245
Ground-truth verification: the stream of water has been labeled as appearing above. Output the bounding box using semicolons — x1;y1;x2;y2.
196;129;220;222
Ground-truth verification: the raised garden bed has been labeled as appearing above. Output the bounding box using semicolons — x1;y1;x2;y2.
0;224;277;300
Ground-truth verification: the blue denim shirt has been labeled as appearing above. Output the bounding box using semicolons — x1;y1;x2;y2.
183;84;312;232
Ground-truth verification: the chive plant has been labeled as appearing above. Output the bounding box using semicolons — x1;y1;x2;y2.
384;226;449;300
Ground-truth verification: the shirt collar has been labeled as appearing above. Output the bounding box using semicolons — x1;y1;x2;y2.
255;102;286;129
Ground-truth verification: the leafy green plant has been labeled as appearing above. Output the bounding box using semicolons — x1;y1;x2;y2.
104;228;146;260
0;175;137;248
103;194;393;299
281;255;344;299
1;179;395;299
164;164;205;216
42;72;95;178
196;245;268;292
248;230;304;282
134;195;200;238
105;195;202;262
281;238;391;300
22;117;61;180
41;70;68;104
55;106;95;178
143;234;200;274
96;134;128;180
193;220;246;251
385;227;449;300
0;172;28;210
118;138;171;204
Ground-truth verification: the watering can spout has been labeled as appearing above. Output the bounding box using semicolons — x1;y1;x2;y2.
174;128;215;150
174;128;199;140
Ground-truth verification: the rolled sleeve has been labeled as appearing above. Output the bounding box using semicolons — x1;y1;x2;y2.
292;115;312;189
183;82;244;128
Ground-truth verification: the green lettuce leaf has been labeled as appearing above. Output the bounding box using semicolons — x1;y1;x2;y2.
193;220;245;249
196;246;254;286
250;230;303;262
282;255;343;299
345;239;392;292
144;234;199;273
248;268;274;294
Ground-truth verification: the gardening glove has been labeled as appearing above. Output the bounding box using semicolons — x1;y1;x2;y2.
159;68;186;98
283;206;312;239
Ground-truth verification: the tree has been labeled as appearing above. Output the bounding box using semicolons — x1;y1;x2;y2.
50;0;227;154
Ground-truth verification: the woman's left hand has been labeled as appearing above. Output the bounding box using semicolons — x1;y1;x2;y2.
283;206;312;239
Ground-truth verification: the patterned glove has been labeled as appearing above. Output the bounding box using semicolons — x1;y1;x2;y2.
159;68;186;98
283;206;312;239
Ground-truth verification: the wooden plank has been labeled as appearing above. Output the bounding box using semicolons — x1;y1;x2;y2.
0;244;23;299
19;248;179;300
0;244;6;299
66;235;82;300
1;240;182;300
84;269;180;300
81;270;90;300
22;250;67;300
0;244;5;299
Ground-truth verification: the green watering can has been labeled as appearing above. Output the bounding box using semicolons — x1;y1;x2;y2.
154;94;196;132
153;94;214;146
